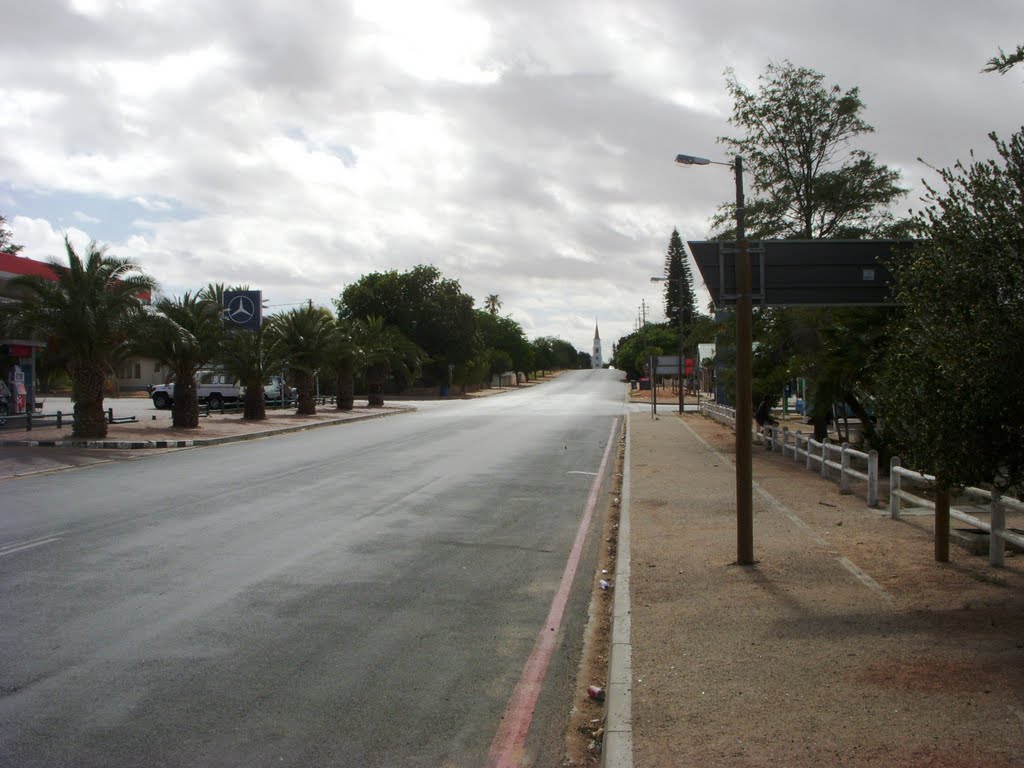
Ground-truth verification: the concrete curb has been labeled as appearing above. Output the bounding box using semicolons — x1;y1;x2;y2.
602;413;633;767
0;407;412;450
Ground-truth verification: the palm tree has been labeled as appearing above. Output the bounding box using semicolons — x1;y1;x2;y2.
132;292;225;428
268;305;334;415
3;237;155;438
357;316;423;407
218;324;283;420
324;318;362;411
484;294;502;315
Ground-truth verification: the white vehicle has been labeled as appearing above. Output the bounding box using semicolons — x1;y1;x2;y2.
245;375;298;402
150;371;241;410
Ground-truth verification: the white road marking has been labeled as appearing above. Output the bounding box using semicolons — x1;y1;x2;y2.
0;535;64;558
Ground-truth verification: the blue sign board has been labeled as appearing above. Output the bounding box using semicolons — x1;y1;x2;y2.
223;290;262;332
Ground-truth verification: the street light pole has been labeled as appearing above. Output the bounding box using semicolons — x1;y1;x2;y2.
676;152;755;565
651;276;685;414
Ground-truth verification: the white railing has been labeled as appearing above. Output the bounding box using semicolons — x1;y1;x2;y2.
698;402;879;507
889;458;1024;567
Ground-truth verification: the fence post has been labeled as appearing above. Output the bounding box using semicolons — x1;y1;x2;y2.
57;411;63;429
867;450;878;508
821;438;829;478
26;407;33;432
794;430;802;463
889;456;902;519
840;443;851;494
107;408;114;424
782;426;790;458
990;490;1005;568
806;437;814;471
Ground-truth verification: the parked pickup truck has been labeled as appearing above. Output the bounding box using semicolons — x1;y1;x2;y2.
150;373;297;410
150;371;240;410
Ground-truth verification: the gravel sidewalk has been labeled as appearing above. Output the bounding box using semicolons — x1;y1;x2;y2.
622;410;1024;767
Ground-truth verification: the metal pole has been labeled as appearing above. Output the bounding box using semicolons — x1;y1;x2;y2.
734;155;754;565
678;300;684;415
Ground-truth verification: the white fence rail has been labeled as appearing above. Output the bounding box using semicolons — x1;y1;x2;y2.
699;402;879;508
888;458;1024;567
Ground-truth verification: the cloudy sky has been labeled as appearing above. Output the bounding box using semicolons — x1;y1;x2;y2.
2;0;1022;353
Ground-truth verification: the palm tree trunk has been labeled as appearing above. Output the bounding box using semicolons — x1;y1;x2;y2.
367;364;386;407
295;371;317;415
243;387;266;420
172;376;200;428
70;361;108;439
336;371;355;411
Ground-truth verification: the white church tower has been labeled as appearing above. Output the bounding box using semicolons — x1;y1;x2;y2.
592;321;603;369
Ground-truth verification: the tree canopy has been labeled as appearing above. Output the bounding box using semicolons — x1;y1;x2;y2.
879;128;1024;495
2;237;155;437
0;214;23;255
715;61;906;240
336;265;476;382
661;228;698;331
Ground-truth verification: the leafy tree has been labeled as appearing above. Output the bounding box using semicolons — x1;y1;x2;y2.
356;316;422;407
0;213;23;255
268;305;334;415
715;61;905;240
984;44;1024;75
475;310;533;383
218;324;283;420
2;237;154;438
713;61;908;438
484;294;502;315
337;266;476;382
880;128;1024;499
610;324;678;380
132;292;225;428
662;228;697;330
324;318;361;411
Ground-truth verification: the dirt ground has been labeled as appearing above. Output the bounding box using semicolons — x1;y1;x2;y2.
625;409;1024;767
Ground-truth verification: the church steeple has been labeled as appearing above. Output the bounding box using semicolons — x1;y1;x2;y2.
591;319;602;368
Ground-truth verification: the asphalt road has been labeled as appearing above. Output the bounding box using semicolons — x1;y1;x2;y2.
0;368;625;767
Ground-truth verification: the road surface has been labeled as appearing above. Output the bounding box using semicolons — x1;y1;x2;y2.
0;369;624;767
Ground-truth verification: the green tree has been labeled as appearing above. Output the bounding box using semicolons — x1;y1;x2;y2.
610;324;679;380
984;44;1024;75
268;305;334;415
2;237;155;438
132;292;225;428
356;316;422;407
218;324;283;421
714;61;908;438
662;228;697;330
484;294;502;315
880;128;1024;498
716;61;905;240
337;266;476;382
324;318;362;411
475;310;533;383
0;213;23;255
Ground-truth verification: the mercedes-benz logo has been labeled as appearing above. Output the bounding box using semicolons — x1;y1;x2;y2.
227;295;255;324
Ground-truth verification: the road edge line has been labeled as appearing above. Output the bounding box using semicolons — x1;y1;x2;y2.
603;414;633;767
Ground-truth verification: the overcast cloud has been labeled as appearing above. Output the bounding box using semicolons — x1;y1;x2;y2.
2;0;1022;352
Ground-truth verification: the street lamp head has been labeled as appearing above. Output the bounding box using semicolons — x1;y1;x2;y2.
675;153;711;166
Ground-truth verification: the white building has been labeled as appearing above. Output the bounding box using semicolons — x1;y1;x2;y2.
592;321;603;369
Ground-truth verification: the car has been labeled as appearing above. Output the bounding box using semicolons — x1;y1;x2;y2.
150;371;240;410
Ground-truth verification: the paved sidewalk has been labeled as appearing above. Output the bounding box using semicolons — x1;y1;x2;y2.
618;411;1024;767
